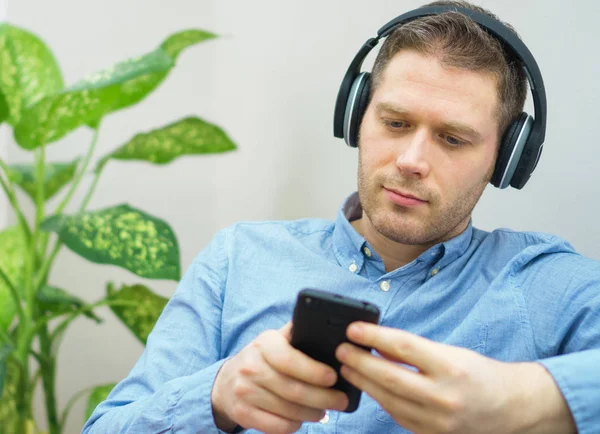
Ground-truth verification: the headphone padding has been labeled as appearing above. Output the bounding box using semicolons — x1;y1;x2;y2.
349;74;371;147
491;113;528;188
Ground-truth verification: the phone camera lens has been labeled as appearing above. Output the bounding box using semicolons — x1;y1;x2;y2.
305;297;312;304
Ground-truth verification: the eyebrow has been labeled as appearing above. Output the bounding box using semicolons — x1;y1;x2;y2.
375;101;484;143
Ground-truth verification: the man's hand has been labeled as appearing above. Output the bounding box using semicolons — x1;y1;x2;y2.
335;322;576;434
211;322;349;434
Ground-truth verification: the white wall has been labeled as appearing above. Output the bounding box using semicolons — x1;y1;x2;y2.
3;0;600;432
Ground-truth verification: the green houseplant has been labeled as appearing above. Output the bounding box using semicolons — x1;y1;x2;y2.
0;22;236;434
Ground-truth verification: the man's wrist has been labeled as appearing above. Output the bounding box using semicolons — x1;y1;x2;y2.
506;362;576;434
211;360;239;432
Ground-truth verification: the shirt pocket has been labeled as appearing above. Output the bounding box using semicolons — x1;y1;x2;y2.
375;323;488;424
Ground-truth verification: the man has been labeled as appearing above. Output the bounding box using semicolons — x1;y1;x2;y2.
83;1;600;433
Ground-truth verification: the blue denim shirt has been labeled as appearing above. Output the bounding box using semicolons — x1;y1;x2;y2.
83;193;600;434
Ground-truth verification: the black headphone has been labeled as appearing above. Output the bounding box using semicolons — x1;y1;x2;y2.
333;5;547;190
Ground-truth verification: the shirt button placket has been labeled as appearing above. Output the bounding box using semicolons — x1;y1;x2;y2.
379;280;391;292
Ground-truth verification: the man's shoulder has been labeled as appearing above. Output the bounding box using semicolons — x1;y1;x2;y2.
473;226;573;251
472;226;600;275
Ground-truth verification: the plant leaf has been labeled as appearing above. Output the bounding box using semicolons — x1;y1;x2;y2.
14;28;217;150
95;29;217;118
40;205;180;281
0;357;18;430
13;49;171;149
0;90;9;124
0;23;64;126
160;29;217;58
37;284;102;323
84;383;116;421
107;282;168;344
0;226;27;331
97;117;236;170
5;158;80;202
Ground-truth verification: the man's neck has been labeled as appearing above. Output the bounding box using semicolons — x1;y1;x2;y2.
350;216;469;273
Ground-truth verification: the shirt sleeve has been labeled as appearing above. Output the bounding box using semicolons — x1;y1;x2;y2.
539;350;600;434
82;227;234;434
520;251;600;434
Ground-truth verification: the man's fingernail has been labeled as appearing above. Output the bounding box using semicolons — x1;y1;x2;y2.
349;323;363;337
326;371;337;383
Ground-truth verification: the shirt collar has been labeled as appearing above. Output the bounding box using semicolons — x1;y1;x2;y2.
332;192;473;272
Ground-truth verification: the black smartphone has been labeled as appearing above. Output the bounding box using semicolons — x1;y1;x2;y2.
290;288;381;413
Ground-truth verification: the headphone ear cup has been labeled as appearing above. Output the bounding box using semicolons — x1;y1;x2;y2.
344;72;371;147
491;113;531;189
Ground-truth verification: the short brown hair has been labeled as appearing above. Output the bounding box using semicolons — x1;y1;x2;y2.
370;0;528;137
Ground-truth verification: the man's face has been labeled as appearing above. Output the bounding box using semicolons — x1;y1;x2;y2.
357;49;500;246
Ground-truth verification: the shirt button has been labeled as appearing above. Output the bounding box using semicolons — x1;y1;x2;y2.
319;411;330;424
349;263;358;273
431;268;439;276
363;247;372;257
379;280;391;292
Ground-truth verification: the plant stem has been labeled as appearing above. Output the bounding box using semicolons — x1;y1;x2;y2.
0;326;11;346
14;147;47;434
37;124;103;292
0;263;25;321
59;385;97;432
39;325;59;434
79;167;103;212
53;124;101;217
26;367;42;418
0;159;32;243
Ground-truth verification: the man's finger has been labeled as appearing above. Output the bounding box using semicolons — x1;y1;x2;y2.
340;364;430;431
258;330;337;387
248;384;329;423
336;343;435;405
261;367;348;412
232;402;302;434
346;322;448;374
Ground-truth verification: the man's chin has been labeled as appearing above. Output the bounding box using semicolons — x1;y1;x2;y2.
370;213;433;244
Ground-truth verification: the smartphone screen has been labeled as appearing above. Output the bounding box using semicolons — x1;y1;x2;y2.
290;288;380;412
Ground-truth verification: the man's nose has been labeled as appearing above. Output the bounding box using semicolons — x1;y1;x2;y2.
395;128;431;178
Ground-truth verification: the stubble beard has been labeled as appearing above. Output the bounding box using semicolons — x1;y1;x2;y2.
356;155;493;246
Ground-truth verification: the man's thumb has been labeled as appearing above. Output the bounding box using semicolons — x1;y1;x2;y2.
279;321;293;341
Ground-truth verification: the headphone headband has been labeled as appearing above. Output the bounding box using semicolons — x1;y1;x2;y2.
333;5;547;189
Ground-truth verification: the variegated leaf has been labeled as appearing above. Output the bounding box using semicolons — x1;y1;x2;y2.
0;226;27;331
0;24;64;125
107;282;168;344
14;28;217;149
37;284;102;323
6;158;80;201
13;50;170;149
160;29;217;59
40;205;180;280
97;117;236;170
84;383;116;421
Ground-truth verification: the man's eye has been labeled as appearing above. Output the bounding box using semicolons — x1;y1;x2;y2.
385;120;407;129
442;134;466;147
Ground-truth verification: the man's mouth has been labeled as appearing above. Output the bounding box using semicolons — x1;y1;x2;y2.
383;187;428;207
